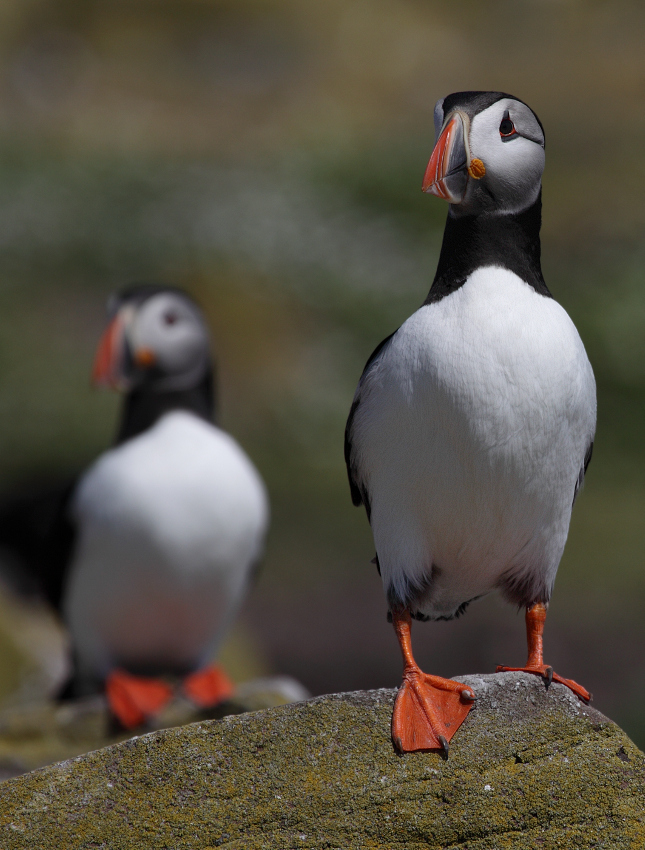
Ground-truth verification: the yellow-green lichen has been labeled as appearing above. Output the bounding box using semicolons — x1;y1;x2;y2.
0;673;644;849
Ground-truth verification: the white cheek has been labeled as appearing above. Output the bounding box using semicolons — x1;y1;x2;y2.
468;100;545;213
156;329;203;373
483;138;545;208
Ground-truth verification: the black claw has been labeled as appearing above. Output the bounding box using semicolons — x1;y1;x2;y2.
438;735;449;755
394;735;403;752
544;666;553;689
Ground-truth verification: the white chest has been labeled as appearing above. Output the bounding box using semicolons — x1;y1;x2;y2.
351;267;596;615
64;411;269;678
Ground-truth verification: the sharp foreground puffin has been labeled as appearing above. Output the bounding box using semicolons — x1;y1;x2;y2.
345;92;596;754
0;284;269;728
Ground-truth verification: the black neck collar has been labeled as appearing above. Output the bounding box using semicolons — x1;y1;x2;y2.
115;368;216;445
424;192;550;305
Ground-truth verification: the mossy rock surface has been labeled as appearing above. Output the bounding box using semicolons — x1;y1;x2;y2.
1;672;644;849
0;675;308;781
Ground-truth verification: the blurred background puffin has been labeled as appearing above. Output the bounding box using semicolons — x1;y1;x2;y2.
0;284;269;729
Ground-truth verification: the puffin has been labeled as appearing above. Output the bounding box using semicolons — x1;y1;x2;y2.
344;91;596;754
0;284;269;729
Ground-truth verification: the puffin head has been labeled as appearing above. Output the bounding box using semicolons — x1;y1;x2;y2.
92;284;212;393
422;91;545;216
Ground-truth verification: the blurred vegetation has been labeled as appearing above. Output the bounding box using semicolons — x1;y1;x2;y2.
0;0;644;746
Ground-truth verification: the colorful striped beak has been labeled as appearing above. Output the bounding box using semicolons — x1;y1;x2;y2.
92;311;127;389
422;111;470;203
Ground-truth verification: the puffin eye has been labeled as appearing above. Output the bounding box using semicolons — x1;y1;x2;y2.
499;112;517;138
163;311;178;326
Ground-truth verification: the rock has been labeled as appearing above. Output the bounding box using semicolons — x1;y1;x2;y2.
0;675;310;781
1;672;644;849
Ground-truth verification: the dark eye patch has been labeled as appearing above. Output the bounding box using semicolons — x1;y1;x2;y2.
163;311;179;325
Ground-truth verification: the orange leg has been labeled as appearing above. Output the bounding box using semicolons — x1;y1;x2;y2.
391;610;475;754
105;669;173;730
496;602;591;702
183;664;235;708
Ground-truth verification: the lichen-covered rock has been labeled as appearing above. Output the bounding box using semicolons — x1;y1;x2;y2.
1;672;644;849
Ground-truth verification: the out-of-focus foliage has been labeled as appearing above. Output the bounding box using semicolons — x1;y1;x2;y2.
0;0;644;744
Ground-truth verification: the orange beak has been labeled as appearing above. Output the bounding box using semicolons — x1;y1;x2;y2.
92;313;125;388
422;112;470;203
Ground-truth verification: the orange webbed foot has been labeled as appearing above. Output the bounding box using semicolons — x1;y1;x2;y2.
496;603;591;703
105;669;173;729
496;664;591;703
182;664;235;708
392;668;475;754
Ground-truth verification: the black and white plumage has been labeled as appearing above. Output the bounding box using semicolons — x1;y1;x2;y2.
346;92;595;619
345;93;595;751
0;285;269;702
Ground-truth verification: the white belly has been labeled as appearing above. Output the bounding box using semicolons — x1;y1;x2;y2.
350;267;596;617
64;411;268;685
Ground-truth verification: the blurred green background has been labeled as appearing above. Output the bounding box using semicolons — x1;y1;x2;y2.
0;0;644;744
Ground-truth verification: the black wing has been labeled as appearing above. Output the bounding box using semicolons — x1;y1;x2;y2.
0;478;78;610
344;331;397;519
573;440;594;506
